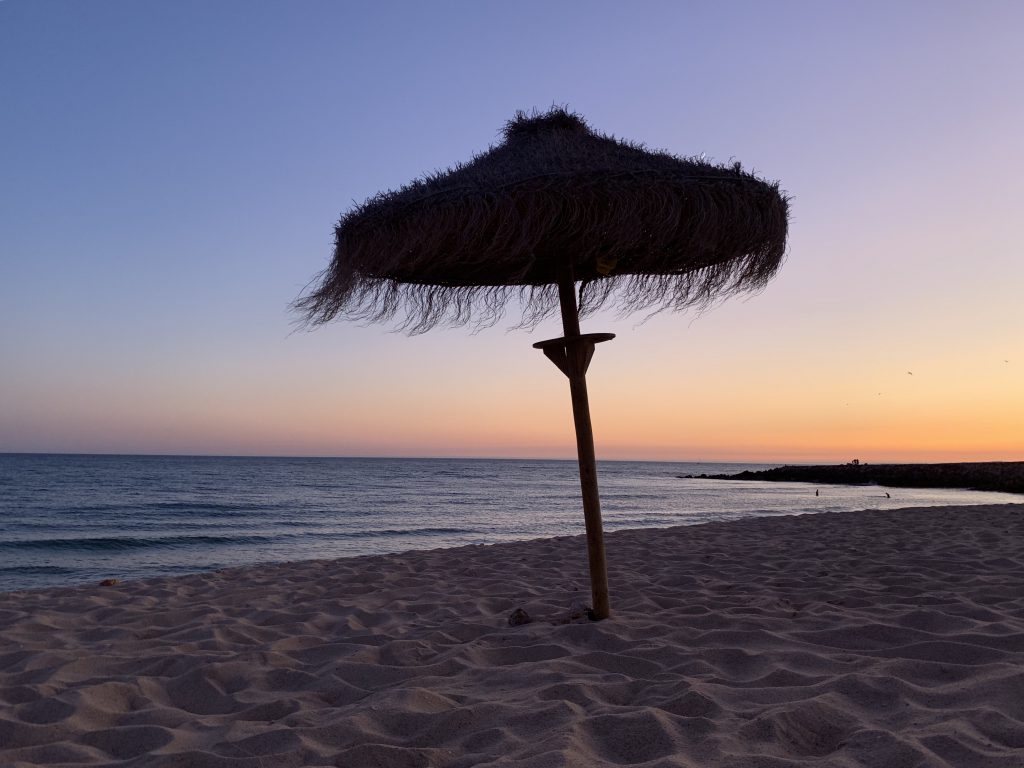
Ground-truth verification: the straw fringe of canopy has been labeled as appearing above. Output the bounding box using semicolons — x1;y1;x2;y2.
297;109;789;333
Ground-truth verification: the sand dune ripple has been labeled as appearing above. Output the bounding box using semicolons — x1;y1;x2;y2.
2;504;1023;766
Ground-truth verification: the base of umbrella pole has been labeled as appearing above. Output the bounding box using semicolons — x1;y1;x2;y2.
533;288;615;619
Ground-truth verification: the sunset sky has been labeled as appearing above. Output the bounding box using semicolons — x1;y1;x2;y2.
2;1;1022;462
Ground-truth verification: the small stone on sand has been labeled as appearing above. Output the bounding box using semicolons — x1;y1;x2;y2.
508;607;531;626
568;599;592;622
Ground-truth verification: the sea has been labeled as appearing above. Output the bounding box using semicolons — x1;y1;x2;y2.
1;454;1019;592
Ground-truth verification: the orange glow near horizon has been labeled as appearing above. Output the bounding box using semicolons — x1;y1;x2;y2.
7;328;1019;463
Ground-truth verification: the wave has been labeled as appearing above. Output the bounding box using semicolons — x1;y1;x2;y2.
0;534;273;552
606;516;687;527
52;500;287;515
332;527;474;539
0;564;75;575
146;501;279;512
0;526;478;553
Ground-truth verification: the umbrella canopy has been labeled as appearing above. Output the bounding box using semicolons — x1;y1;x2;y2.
297;108;788;333
298;108;789;620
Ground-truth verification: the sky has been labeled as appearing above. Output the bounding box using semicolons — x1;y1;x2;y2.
1;0;1022;463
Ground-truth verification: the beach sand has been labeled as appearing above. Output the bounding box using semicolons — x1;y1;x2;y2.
2;504;1023;767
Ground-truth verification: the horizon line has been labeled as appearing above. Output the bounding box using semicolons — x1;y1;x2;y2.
1;451;1019;465
0;451;781;463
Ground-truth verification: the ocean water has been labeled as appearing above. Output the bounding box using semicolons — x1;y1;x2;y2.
0;454;1019;592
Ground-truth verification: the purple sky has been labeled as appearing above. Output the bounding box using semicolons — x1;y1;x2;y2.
2;1;1022;460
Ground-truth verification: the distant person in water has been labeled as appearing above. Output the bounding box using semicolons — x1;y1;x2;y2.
885;492;891;498
815;489;819;496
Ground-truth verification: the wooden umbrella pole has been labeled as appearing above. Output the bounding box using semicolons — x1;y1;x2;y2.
556;275;611;620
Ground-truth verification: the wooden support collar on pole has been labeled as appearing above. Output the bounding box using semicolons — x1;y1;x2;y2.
532;274;614;620
533;333;615;378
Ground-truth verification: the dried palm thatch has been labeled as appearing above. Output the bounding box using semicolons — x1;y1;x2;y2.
297;108;790;621
297;108;789;333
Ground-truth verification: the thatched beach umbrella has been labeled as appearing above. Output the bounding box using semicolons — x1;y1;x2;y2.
298;109;788;620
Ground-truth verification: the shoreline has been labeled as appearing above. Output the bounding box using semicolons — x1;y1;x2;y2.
2;503;1023;766
5;489;1022;595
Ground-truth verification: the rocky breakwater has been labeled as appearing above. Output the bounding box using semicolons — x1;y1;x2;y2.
695;461;1024;494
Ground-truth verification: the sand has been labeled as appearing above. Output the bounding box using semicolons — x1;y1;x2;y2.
1;504;1023;767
